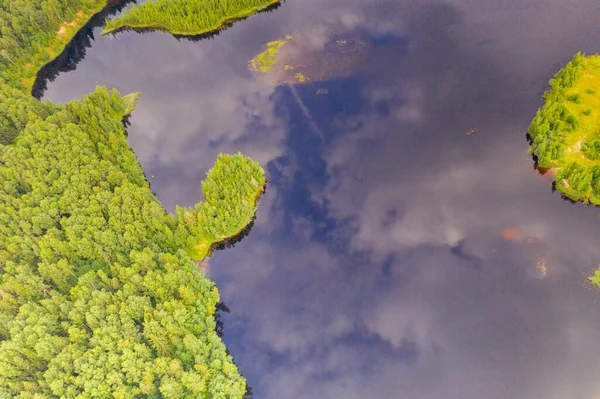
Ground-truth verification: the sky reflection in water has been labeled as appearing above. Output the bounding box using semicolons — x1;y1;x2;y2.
44;0;600;398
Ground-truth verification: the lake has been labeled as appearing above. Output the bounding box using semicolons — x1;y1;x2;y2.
42;0;600;398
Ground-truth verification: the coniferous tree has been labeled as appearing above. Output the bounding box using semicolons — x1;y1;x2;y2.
103;0;279;36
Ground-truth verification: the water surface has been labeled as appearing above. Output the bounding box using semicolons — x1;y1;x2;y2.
44;0;600;398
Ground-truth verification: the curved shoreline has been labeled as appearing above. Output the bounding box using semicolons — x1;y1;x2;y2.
192;181;267;261
20;0;125;93
31;0;135;98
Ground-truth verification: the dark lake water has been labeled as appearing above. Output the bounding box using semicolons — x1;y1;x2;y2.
43;0;600;397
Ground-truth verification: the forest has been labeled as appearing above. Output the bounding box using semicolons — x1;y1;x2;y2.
103;0;280;36
528;52;600;205
0;0;267;397
0;0;109;91
175;153;266;260
0;84;265;398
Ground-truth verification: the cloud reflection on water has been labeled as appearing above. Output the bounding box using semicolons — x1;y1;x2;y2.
43;0;600;398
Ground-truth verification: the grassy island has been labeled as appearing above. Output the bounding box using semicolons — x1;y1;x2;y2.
0;0;268;397
248;31;368;86
529;52;600;204
103;0;280;36
251;39;288;73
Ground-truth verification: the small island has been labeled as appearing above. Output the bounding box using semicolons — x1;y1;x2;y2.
529;52;600;204
249;29;368;86
103;0;280;36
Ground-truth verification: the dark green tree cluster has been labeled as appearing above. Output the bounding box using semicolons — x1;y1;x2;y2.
0;86;264;398
174;153;267;260
0;0;106;90
0;82;57;144
581;138;600;160
554;161;594;202
568;93;584;104
554;161;600;205
103;0;279;36
528;52;585;168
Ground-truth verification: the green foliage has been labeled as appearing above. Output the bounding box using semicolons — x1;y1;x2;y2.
0;0;106;91
568;93;584;104
174;153;266;260
555;161;593;201
549;51;585;89
528;53;586;168
527;51;600;207
0;82;57;144
0;86;261;398
103;0;279;36
122;92;140;117
582;138;600;160
589;268;600;286
295;72;307;83
0;1;266;396
251;40;286;73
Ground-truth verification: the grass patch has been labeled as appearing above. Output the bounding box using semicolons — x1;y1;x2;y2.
252;40;287;73
122;92;140;116
559;56;600;168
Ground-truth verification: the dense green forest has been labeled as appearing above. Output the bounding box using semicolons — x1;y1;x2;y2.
0;0;109;91
176;153;266;260
0;0;268;397
103;0;279;36
528;52;600;205
0;85;265;397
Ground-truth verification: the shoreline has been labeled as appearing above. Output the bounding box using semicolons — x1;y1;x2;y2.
21;0;109;92
191;181;267;261
101;0;280;37
31;0;133;98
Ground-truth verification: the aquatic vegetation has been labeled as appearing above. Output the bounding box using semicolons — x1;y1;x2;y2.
251;40;287;73
528;52;600;204
295;72;308;82
249;29;369;86
103;0;280;36
0;1;267;397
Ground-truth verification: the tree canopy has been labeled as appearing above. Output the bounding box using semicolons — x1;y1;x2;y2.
0;85;265;397
0;0;268;396
528;52;600;205
0;0;108;91
103;0;280;36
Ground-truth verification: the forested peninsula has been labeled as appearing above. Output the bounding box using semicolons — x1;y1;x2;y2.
103;0;280;36
529;53;600;204
0;0;268;397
